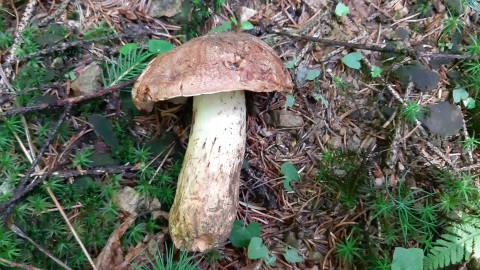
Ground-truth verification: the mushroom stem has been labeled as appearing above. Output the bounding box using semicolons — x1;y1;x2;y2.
169;90;246;252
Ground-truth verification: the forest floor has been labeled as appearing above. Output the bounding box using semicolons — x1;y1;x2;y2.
0;0;480;269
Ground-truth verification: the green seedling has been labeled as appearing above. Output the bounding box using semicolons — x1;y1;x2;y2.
462;134;480;151
452;88;475;109
392;247;423;270
285;94;295;109
401;101;422;124
229;220;261;248
248;237;276;265
281;162;300;191
283;247;303;263
342;52;362;69
371;66;382;78
335;2;349;17
336;234;363;264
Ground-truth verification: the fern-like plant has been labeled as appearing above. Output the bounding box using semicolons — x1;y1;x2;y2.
424;217;480;269
103;43;153;88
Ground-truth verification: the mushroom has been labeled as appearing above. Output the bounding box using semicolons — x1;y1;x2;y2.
132;32;293;251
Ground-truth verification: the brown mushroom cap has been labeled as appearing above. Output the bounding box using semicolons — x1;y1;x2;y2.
132;32;294;112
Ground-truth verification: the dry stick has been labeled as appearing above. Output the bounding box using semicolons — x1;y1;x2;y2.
461;116;474;164
0;82;64;105
0;0;37;93
0;257;42;270
15;29;155;64
37;0;71;27
0;104;72;222
30;165;135;178
8;224;73;270
14;112;97;269
1;78;135;117
269;28;479;60
45;186;98;270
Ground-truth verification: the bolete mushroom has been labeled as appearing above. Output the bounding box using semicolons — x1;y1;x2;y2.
132;32;293;251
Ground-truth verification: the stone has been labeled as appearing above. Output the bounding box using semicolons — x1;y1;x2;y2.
148;0;184;18
71;63;102;96
394;61;440;92
270;110;304;128
420;102;463;137
114;186;140;215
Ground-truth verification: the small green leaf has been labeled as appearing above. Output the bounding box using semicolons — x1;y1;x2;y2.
284;57;298;69
264;255;277;266
464;97;476;109
453;88;469;103
230;17;238;25
119;43;138;55
313;93;329;107
64;71;76;81
87;114;119;151
210;21;232;33
285;95;295;109
392;247;423;270
241;21;254;30
281;162;300;191
335;2;349;17
370;66;382;78
148;40;173;55
305;69;320;81
229;220;261;248
284;247;303;263
341;52;363;69
248;237;269;260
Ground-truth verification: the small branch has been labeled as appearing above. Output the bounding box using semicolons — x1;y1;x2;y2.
1;79;135;118
0;104;71;222
0;257;42;270
8;224;74;270
269;28;414;56
15;29;154;64
0;82;64;105
45;186;97;270
31;165;135;178
269;28;479;60
0;0;37;92
37;0;71;27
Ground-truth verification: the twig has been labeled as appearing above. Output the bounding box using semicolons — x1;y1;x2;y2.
15;29;154;64
45;186;98;270
31;165;135;178
0;257;42;270
37;0;71;27
8;224;74;270
461;115;474;164
1;79;135;118
269;28;479;60
0;82;64;105
269;28;414;56
458;163;480;172
0;104;72;222
385;84;458;170
0;0;37;93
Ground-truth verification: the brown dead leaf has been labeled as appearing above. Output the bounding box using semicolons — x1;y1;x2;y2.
95;214;137;270
120;232;167;269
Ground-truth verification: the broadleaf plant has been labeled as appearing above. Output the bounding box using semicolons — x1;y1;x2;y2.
229;220;261;248
281;162;300;191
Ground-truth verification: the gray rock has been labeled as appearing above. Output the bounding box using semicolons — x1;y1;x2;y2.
71;63;102;96
270;110;304;128
420;102;463;137
148;0;184;18
394;61;440;92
